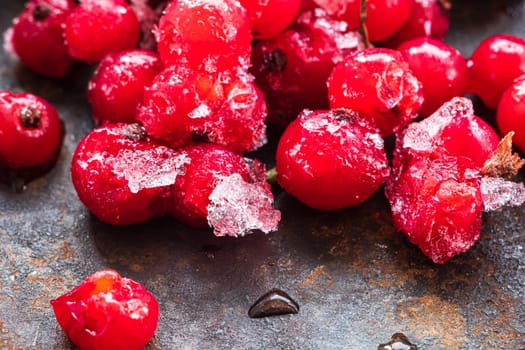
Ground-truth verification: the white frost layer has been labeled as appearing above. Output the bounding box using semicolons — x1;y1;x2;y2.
481;176;525;211
207;174;281;237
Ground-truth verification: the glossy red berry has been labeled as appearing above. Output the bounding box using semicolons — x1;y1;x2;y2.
327;48;423;137
71;123;185;225
51;270;159;350
155;0;252;73
398;38;468;117
9;0;77;77
381;0;449;48
496;75;525;154
312;0;412;42
467;34;525;109
64;0;140;63
239;0;301;39
276;109;389;210
87;49;162;125
169;144;280;237
250;8;364;126
0;90;62;169
137;64;267;153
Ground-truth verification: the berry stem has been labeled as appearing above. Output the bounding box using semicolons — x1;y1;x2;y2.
482;132;525;179
359;0;372;49
265;167;277;184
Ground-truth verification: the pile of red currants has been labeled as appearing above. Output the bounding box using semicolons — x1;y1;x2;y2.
3;0;525;348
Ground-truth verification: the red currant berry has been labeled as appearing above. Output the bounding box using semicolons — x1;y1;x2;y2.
87;49;162;125
380;0;450;49
64;0;140;63
276;109;389;210
169;144;280;236
155;0;252;73
239;0;301;39
398;38;468;117
137;64;267;153
0;90;62;169
10;0;77;77
327;48;423;137
496;75;525;154
250;8;364;126
467;34;525;109
51;270;159;350
71;123;186;225
312;0;412;42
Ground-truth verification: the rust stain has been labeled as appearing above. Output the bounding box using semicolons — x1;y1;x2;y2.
0;321;23;350
298;265;334;289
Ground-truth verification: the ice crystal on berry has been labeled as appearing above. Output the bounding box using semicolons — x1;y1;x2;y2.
481;177;525;212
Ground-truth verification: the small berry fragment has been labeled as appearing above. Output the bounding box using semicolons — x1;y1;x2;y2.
50;270;159;350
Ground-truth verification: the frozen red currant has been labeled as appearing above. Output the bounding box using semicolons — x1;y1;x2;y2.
0;90;62;169
71;123;187;225
64;0;140;63
327;48;423;137
276;109;389;210
137;64;267;153
87;49;162;125
250;8;364;126
51;270;159;350
496;75;525;154
398;37;468;117
312;0;412;42
155;0;252;73
169;144;280;236
9;0;77;77
380;0;450;49
467;34;525;109
239;0;301;39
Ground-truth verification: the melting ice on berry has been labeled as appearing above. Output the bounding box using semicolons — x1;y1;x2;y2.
207;173;281;237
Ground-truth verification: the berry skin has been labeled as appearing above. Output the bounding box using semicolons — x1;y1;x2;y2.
327;48;423;137
467;34;525;109
50;270;159;350
137;64;267;154
87;49;162;125
155;0;252;73
71;123;186;225
496;75;525;154
276;109;389;210
250;8;364;126
311;0;413;42
239;0;301;39
380;0;449;49
0;90;62;169
385;98;500;264
10;0;78;77
64;0;140;63
398;38;468;117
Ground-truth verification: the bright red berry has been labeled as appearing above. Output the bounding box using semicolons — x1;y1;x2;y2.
250;8;364;126
380;0;449;48
71;123;185;225
0;90;62;169
311;0;412;42
327;48;423;137
87;49;162;125
497;75;525;154
51;270;159;350
155;0;252;73
239;0;301;39
64;0;140;63
9;0;77;77
137;64;267;153
398;38;468;117
169;144;280;237
467;34;525;109
276;109;389;210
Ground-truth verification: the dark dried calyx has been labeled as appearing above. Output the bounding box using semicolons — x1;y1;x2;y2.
122;123;147;141
263;49;287;73
32;4;52;21
19;106;41;128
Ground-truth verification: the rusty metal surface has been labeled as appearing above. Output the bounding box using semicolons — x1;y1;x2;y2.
1;1;525;349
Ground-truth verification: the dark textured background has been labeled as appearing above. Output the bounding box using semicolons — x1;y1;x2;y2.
1;1;525;349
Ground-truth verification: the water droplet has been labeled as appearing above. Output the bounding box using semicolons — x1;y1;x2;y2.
248;289;299;318
378;333;417;350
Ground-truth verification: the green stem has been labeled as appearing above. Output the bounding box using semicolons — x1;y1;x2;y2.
265;167;277;184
